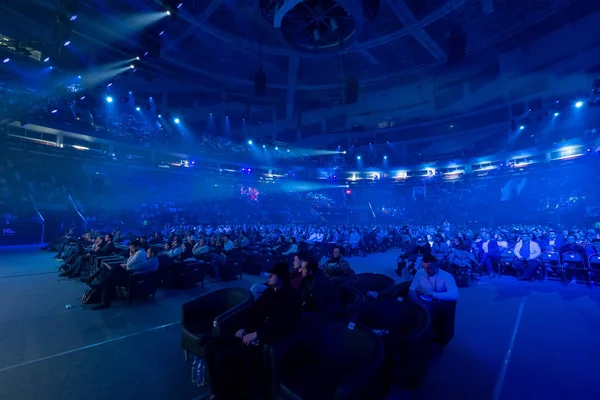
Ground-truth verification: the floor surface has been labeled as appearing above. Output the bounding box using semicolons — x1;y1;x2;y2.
1;246;599;400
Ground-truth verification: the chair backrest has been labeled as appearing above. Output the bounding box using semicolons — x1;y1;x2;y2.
541;251;561;263
563;251;584;264
588;254;600;270
350;273;395;295
207;288;253;315
356;299;430;340
285;319;384;376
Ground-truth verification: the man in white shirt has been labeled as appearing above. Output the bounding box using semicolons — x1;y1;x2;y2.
91;240;155;310
513;233;542;281
409;255;459;302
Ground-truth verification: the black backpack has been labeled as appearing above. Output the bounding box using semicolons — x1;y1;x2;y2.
81;287;102;305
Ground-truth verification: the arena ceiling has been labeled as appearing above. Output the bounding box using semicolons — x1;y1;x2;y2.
0;0;594;111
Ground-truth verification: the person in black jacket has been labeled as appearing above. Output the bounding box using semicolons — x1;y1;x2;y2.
205;262;301;400
299;256;342;317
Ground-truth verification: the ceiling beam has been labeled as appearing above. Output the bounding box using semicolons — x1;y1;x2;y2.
172;0;469;58
387;0;446;61
286;55;299;120
161;0;226;56
359;49;379;65
480;0;495;14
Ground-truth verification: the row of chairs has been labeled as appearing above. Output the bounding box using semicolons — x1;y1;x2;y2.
492;250;600;284
180;273;457;398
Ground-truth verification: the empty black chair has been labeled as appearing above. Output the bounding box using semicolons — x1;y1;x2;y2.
126;270;159;306
181;288;253;360
335;285;365;317
269;319;386;400
172;260;206;287
349;273;395;298
331;275;355;286
355;299;430;389
382;280;412;301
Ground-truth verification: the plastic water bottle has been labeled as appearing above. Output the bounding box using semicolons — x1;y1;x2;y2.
196;358;207;387
191;356;198;383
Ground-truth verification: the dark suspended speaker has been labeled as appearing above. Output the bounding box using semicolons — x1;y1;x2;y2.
254;68;266;97
447;26;466;67
346;76;358;104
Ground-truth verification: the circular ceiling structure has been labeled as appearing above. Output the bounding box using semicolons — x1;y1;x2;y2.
276;0;365;54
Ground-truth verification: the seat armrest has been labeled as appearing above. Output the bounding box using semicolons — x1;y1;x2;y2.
214;303;252;339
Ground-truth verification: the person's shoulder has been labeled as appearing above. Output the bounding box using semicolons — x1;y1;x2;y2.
438;269;455;280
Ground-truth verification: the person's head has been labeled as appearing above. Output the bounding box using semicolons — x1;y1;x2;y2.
300;256;319;278
139;236;147;243
592;238;600;250
267;262;291;288
567;234;576;245
182;242;191;253
146;247;159;259
548;230;556;239
105;233;114;242
175;238;183;247
129;240;142;253
198;238;205;247
332;245;343;260
434;233;443;242
422;255;439;277
521;233;531;244
289;237;296;244
294;251;310;270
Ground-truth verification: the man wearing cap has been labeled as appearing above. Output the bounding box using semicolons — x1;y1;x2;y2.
205;262;301;400
249;252;305;300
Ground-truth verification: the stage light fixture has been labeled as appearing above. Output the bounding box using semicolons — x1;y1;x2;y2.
70;15;77;21
159;31;164;36
575;101;583;108
554;112;559;117
262;145;266;148
357;156;361;160
158;114;162;118
384;156;387;160
248;140;253;145
136;56;140;60
135;106;141;111
43;57;50;62
174;118;180;124
130;64;134;69
51;109;58;114
166;10;171;15
144;51;149;56
2;58;9;63
287;149;290;152
64;41;71;46
275;147;279;150
177;3;183;8
106;96;113;103
107;82;112;87
80;96;85;100
519;125;525;130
